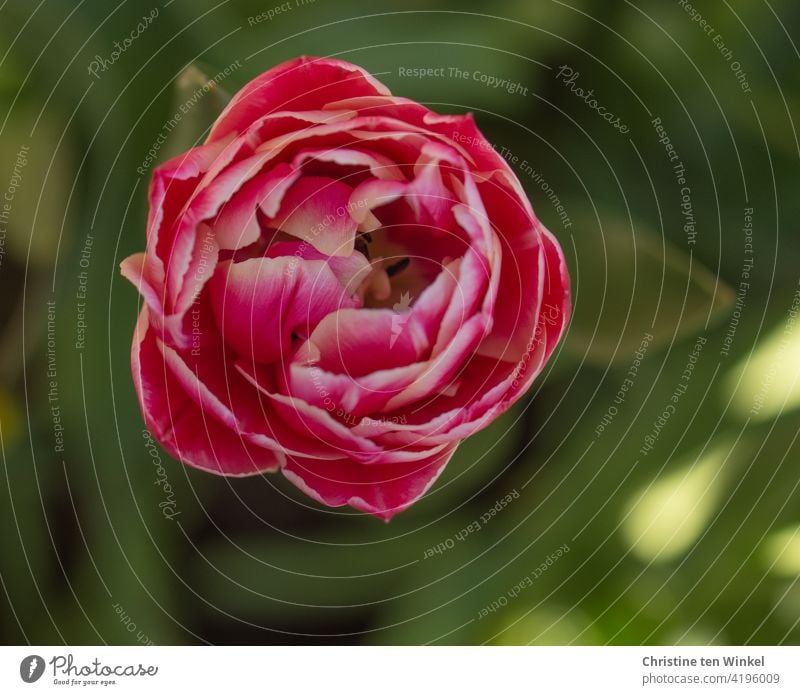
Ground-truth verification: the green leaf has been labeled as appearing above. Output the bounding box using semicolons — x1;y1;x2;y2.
563;210;733;363
159;63;233;161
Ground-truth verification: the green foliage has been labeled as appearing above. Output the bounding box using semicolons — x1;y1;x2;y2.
1;0;798;646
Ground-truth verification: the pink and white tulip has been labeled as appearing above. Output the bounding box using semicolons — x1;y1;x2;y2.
121;56;571;520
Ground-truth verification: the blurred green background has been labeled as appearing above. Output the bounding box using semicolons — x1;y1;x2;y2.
1;0;799;645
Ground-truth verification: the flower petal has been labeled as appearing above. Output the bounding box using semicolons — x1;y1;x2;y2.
208;257;357;364
282;443;458;520
297;307;429;377
208;56;391;142
268;176;358;257
212;162;299;251
132;307;283;475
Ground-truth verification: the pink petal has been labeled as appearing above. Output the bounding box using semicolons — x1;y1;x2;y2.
166;150;281;314
367;229;571;446
212;162;299;250
389;235;567;445
265;240;372;294
236;361;382;461
475;225;544;363
405;154;456;229
208;56;391;142
348;179;407;224
151;300;344;460
235;362;448;465
132;307;283;475
172;223;219;322
208;257;357;364
282;443;458;520
291;146;405;182
120;252;164;320
146;135;235;287
475;172;571;364
429;249;490;355
240;108;359;146
382;311;490;411
268;176;358;257
282;362;397;418
323;96;481;166
404;257;461;348
539;226;572;362
297;307;429;377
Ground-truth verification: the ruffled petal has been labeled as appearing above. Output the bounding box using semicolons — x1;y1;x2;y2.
131;307;283;475
208;56;391;142
208;257;358;364
282;443;458;520
296;307;429;377
212;162;299;250
267;176;358;256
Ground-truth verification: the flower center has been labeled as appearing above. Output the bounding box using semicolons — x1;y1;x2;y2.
354;230;427;311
